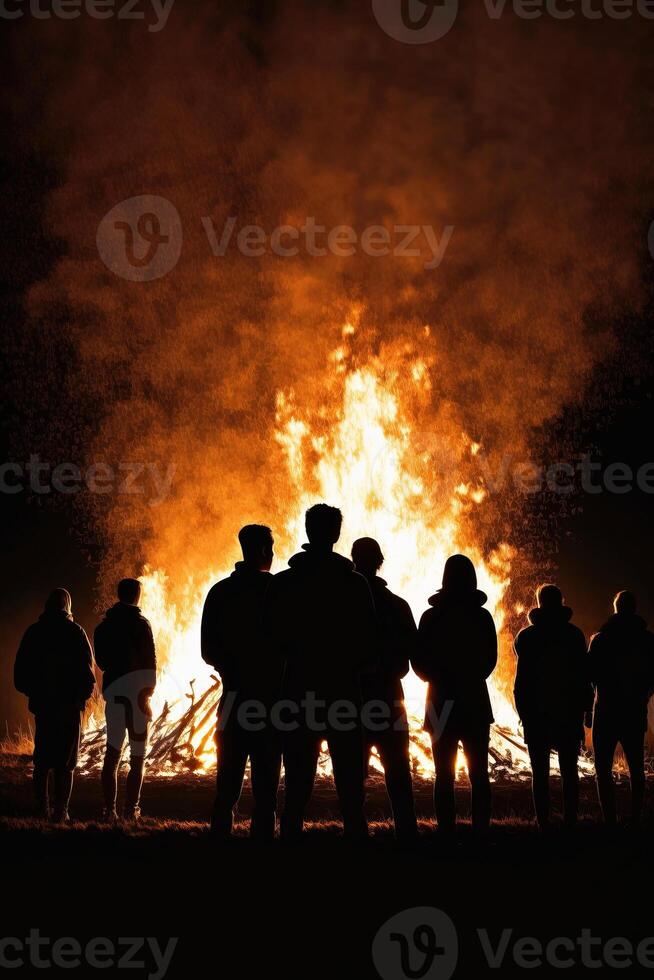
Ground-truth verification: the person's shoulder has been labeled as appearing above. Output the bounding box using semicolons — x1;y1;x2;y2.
568;623;586;644
514;624;534;648
479;606;496;625
418;606;435;629
205;576;233;599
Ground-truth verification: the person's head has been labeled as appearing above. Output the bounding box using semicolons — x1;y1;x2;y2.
614;590;637;616
351;537;384;578
117;578;142;606
45;588;72;616
305;504;342;550
441;554;477;594
238;524;274;571
536;583;563;610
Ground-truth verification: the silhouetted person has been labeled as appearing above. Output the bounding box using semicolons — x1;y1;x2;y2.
351;537;418;842
265;504;377;842
589;591;654;829
414;555;497;836
514;585;592;832
14;588;95;821
201;525;282;840
94;578;156;822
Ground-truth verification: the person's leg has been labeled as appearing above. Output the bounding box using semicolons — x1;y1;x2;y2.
593;721;618;827
32;713;52;817
248;730;282;841
53;769;74;821
101;702;126;816
377;732;418;840
527;735;551;830
462;727;491;834
125;719;150;818
432;731;458;833
33;768;51;818
211;726;249;837
328;729;368;840
558;741;580;829
281;729;320;840
620;728;646;828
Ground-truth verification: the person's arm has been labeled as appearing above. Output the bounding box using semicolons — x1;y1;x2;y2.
200;587;223;671
412;612;433;682
585;633;601;727
512;632;525;723
390;598;416;679
142;620;157;697
574;628;594;721
481;610;498;679
13;628;34;698
77;627;96;705
93;622;110;673
353;574;380;672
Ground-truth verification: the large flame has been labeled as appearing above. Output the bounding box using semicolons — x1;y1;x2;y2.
82;316;544;779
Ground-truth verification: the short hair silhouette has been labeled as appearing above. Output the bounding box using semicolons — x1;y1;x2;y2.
305;504;342;547
442;554;477;593
238;524;273;561
45;588;72;615
614;590;637;615
536;583;563;609
352;537;384;573
117;578;142;604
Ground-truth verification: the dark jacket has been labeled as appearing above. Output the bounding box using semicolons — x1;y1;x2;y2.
361;576;416;711
414;589;497;734
94;603;157;703
14;610;95;715
201;563;280;715
514;606;592;745
265;545;377;707
588;612;654;733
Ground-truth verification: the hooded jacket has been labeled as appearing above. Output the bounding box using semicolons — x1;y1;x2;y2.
264;545;377;707
201;562;281;712
514;606;592;743
14;610;95;715
414;588;497;734
588;612;654;732
94;603;157;700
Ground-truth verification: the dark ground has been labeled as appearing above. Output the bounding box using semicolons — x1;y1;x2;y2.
2;757;654;978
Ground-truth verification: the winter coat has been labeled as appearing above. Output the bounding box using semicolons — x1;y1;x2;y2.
14;610;95;715
514;606;592;745
360;575;416;712
201;563;281;714
265;545;377;707
588;612;654;733
94;603;157;709
415;588;497;735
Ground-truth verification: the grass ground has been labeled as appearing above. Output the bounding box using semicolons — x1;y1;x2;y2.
2;754;653;978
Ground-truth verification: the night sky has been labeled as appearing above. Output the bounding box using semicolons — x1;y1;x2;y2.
2;1;654;735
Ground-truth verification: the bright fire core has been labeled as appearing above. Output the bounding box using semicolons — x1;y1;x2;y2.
82;318;537;778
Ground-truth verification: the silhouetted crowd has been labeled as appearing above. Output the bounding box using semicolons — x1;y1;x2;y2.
14;503;654;840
